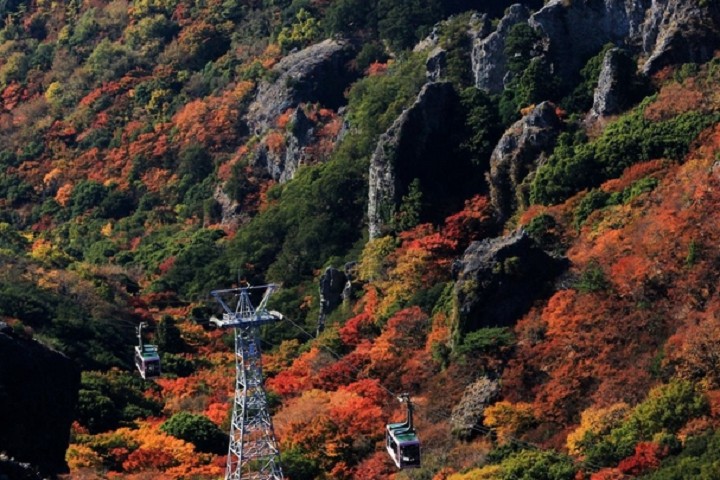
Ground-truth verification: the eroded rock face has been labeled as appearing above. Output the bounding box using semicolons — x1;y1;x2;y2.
369;81;468;238
591;48;631;118
451;376;501;440
0;330;80;475
247;39;356;135
488;102;562;222
254;107;315;183
319;266;347;316
529;0;650;82
245;39;356;183
473;0;720;93
472;4;531;93
454;230;566;337
641;0;720;74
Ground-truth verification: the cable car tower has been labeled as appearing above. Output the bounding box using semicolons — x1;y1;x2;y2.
210;283;285;480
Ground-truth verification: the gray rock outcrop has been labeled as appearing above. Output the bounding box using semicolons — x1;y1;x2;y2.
368;81;463;238
472;4;531;93
426;46;447;81
254;107;315;184
451;377;501;440
454;230;566;337
247;39;356;135
591;48;631;119
488;102;562;223
0;331;80;475
245;39;356;183
473;0;720;95
529;0;650;83
319;266;347;316
641;0;720;74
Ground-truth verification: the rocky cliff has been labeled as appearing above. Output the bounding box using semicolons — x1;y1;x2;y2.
487;101;563;222
453;230;566;337
473;0;720;94
368;81;480;238
0;327;80;475
245;39;357;183
472;4;530;93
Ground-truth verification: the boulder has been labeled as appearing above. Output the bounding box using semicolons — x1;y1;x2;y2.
453;230;566;337
451;376;501;440
487;101;562;222
0;331;80;475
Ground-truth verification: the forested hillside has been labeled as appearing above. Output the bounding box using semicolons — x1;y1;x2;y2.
2;0;720;479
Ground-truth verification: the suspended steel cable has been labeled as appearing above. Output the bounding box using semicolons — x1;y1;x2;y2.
279;312;623;476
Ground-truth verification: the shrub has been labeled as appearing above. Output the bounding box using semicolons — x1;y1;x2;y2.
531;102;719;205
160;411;227;454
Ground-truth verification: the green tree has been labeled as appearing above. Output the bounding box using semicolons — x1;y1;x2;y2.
160;411;227;454
504;23;540;75
377;0;443;51
156;315;186;354
277;8;320;52
501;449;576;480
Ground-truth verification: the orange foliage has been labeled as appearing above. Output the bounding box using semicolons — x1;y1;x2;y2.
276;108;294;129
617;442;666;476
55;182;73;206
338;312;376;347
353;451;395;479
644;78;705;121
590;469;625;480
266;347;334;397
600;160;666;193
609;255;654;297
274;387;384;472
123;448;177;472
173;96;240;150
368;307;429;390
367;61;388;76
265;131;286;153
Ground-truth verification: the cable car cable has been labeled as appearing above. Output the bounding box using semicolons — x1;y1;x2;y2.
279;313;619;475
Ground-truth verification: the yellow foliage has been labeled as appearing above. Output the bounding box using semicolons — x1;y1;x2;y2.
483;401;536;445
377;247;431;317
358;236;397;282
447;464;503;480
30;238;53;261
101;222;113;237
232;80;255;101
45;81;63;106
566;402;631;455
66;443;103;470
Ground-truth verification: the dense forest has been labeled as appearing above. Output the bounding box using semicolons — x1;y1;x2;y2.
2;0;720;479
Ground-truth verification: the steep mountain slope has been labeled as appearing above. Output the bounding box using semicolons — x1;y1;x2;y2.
1;1;720;479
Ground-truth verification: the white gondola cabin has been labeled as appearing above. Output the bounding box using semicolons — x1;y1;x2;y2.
386;394;421;469
134;322;161;380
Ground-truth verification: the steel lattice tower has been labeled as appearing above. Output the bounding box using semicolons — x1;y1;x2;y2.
211;284;285;480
